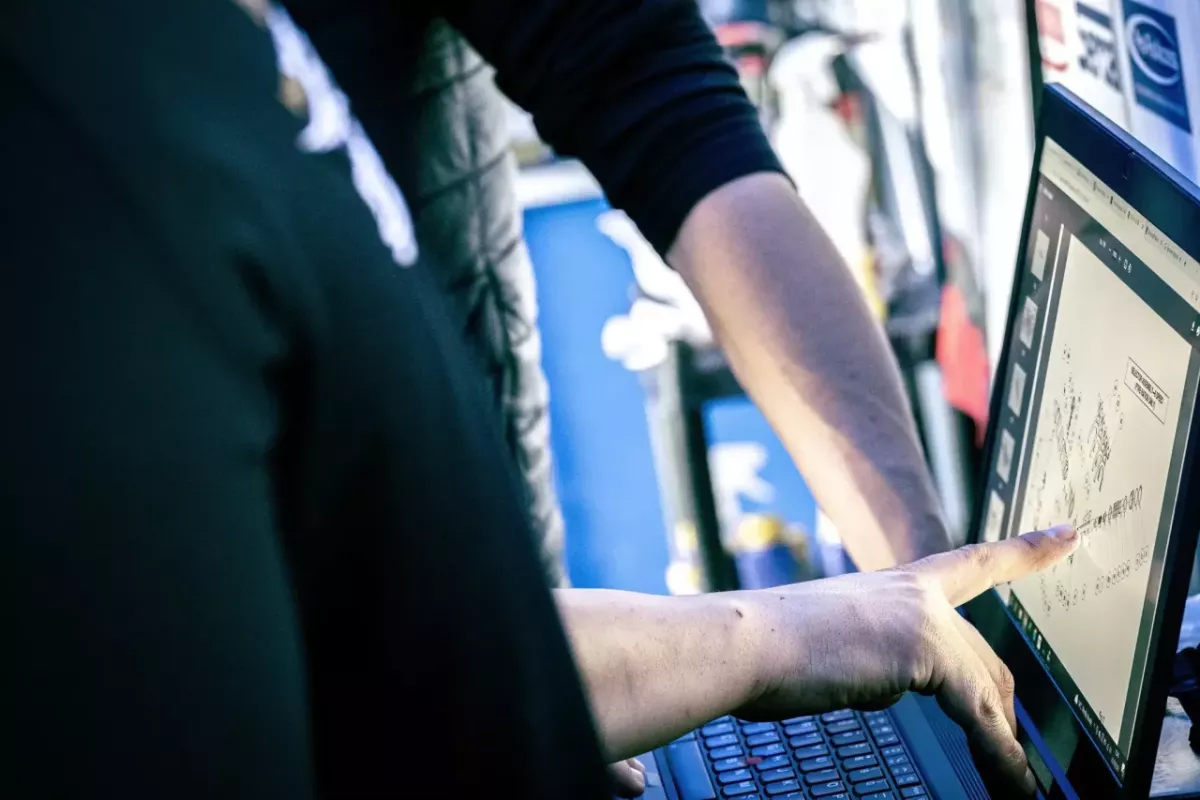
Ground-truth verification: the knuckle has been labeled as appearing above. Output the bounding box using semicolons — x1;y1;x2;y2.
1003;740;1028;770
885;572;951;687
977;684;1006;726
897;634;929;686
904;609;944;687
962;543;996;574
886;570;931;615
997;664;1016;699
900;569;939;607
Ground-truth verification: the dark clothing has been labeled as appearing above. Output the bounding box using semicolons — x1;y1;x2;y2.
1;1;603;797
283;0;786;586
283;0;784;256
1;0;783;797
402;21;568;586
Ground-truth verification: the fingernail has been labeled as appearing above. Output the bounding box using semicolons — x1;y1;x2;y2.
1048;524;1077;541
631;758;645;772
1024;766;1037;794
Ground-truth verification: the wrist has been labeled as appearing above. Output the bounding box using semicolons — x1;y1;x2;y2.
714;590;789;711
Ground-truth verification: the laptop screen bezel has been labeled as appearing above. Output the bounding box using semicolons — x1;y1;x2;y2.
963;83;1200;799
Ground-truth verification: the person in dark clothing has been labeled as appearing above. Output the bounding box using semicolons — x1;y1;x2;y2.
1;1;1077;798
392;20;570;588
278;0;952;574
264;4;573;588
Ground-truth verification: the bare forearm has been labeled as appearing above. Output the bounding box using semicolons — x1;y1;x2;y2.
668;172;951;569
554;588;761;761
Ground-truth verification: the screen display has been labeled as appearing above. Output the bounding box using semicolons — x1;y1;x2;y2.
979;137;1200;780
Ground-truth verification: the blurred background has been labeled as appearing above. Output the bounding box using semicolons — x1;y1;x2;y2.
501;0;1200;595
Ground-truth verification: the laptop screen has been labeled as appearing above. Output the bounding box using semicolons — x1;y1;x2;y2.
977;135;1200;780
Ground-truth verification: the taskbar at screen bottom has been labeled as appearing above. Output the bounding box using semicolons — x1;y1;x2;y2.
1006;592;1127;782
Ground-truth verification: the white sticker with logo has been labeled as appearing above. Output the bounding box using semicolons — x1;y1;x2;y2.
265;6;418;266
1124;1;1192;132
1128;12;1182;85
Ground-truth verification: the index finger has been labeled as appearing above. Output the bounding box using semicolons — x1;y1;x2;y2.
910;525;1079;607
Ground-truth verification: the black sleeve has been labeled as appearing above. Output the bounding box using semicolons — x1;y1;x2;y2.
0;66;314;799
442;0;787;254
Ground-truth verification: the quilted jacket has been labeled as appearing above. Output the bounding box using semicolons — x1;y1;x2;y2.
404;22;567;587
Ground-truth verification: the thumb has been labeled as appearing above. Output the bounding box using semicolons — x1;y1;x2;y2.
918;524;1079;608
608;759;647;798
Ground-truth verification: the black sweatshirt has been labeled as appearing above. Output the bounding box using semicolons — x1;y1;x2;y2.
283;0;785;254
1;0;781;797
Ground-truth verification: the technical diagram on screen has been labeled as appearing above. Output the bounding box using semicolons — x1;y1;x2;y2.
1012;236;1189;746
979;136;1200;774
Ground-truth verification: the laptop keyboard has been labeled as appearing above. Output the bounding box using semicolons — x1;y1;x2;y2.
662;709;929;800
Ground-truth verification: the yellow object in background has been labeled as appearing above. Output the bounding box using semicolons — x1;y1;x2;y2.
666;521;703;596
860;251;887;321
734;514;785;552
672;520;699;555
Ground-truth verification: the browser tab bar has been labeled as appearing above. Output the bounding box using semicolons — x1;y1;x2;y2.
1041;138;1200;312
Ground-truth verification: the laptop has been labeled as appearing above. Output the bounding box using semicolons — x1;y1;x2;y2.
628;83;1200;800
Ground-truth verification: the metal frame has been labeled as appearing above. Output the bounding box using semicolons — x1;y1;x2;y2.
643;342;742;593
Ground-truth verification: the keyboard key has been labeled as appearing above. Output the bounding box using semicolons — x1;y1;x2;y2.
853;780;889;794
741;722;776;736
881;746;905;758
811;781;847;797
754;755;790;771
782;716;814;726
862;794;896;800
789;733;822;748
889;765;914;777
900;787;926;797
760;768;796;783
822;710;855;724
874;735;900;747
893;774;920;787
723;780;758;797
884;754;909;768
704;722;736;737
799;756;834;772
848;768;884;783
806;770;840;784
665;739;717;800
707;734;739;749
710;746;744;760
844;755;878;770
793;744;828;760
719;770;753;785
745;732;781;747
838;743;871;759
825;720;861;735
751;743;785;758
713;757;747;773
765;780;801;796
675;731;698;742
784;721;818;736
869;726;895;738
832;731;866;746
